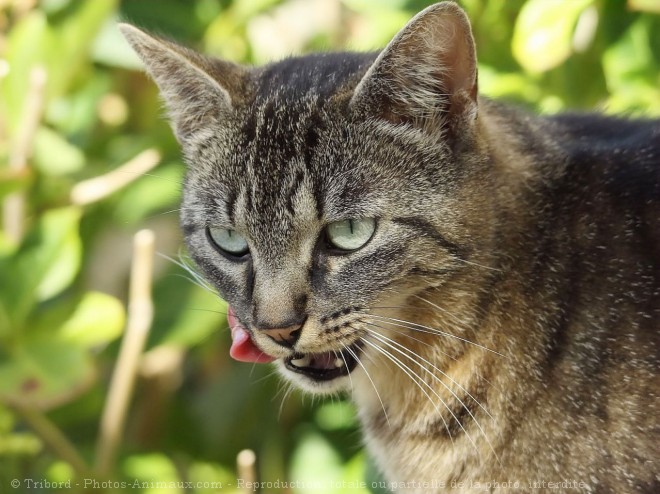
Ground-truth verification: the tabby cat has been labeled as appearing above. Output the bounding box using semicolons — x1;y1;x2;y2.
121;2;659;492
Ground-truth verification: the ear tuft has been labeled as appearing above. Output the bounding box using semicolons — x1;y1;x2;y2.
119;23;245;141
351;2;478;134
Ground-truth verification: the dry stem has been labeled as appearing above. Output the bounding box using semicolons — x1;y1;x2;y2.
95;229;155;475
237;449;257;493
2;65;47;243
70;148;161;206
9;400;91;477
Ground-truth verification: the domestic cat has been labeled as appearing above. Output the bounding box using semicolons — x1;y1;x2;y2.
120;2;660;492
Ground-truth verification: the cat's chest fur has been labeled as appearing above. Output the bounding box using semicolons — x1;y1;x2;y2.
122;2;659;492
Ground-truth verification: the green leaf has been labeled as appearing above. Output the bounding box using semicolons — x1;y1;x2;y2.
46;71;113;136
187;461;234;494
92;17;144;69
602;18;660;115
290;430;344;493
341;1;412;51
58;292;125;349
628;0;660;14
512;0;594;73
342;453;371;494
314;401;358;431
0;167;32;200
123;453;181;494
32;126;85;176
1;1;117;134
0;432;42;455
34;208;83;302
289;429;370;493
0;302;11;340
0;11;53;134
40;0;73;15
0;336;95;409
46;461;76;486
478;64;542;104
0;405;15;433
47;0;119;100
149;273;225;349
0;207;82;329
113;162;183;224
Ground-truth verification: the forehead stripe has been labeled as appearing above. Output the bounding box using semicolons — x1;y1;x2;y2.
286;170;306;216
225;187;237;224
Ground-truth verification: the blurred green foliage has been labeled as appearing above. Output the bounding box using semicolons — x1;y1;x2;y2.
0;0;658;493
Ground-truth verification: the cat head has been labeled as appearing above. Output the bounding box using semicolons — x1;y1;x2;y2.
121;2;493;393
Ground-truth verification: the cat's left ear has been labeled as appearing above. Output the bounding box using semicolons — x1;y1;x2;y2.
119;24;245;141
350;2;477;135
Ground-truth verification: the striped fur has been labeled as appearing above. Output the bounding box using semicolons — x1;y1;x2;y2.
122;2;659;492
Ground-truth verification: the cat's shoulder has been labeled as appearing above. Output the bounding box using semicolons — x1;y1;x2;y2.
544;112;660;201
545;112;660;161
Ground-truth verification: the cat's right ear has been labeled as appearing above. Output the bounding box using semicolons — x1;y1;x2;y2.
350;2;477;137
119;24;244;141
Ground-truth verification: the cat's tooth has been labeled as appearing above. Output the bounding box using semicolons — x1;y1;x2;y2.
335;358;345;368
291;355;311;368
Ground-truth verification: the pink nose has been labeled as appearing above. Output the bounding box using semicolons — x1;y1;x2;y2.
261;325;302;348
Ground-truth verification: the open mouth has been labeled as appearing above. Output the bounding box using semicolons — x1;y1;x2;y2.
284;342;363;381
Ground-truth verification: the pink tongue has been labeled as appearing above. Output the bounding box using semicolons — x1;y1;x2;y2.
228;306;275;363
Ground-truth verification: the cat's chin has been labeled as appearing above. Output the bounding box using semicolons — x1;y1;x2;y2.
274;342;363;394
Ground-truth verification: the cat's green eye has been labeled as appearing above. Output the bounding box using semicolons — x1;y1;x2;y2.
326;218;376;251
207;227;249;256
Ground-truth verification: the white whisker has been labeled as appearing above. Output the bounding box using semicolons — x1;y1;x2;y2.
336;348;355;394
159;252;217;294
363;322;493;421
360;317;456;361
364;327;500;465
277;383;295;420
368;313;506;358
412;293;476;330
455;257;502;273
345;340;391;428
364;333;483;457
361;337;456;447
